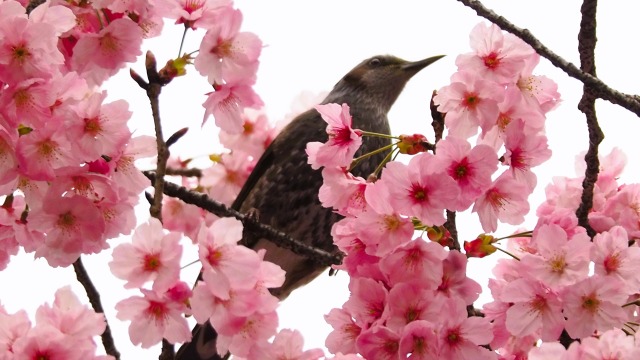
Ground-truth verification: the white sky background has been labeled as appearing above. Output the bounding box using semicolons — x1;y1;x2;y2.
1;0;640;358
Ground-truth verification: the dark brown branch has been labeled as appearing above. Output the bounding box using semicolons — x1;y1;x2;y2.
165;167;203;178
455;0;640;117
143;171;343;267
445;210;460;251
73;258;120;360
575;0;602;238
430;91;446;143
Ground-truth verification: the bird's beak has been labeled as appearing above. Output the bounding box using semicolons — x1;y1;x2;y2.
401;55;446;75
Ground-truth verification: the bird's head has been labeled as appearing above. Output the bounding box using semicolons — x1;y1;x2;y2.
327;54;445;114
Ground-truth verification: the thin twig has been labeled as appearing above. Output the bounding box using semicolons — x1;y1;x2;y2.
455;0;640;117
574;0;602;239
73;259;120;360
143;171;344;267
165;167;203;178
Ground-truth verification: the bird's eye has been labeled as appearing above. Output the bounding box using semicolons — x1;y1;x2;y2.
368;58;382;67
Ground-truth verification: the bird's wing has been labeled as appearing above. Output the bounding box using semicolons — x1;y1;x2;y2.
230;142;275;212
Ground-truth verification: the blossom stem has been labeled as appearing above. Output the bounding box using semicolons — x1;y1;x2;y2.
181;259;200;270
178;26;189;58
359;130;400;140
622;300;640;308
496;230;533;241
493;245;520;261
373;148;397;178
349;143;395;171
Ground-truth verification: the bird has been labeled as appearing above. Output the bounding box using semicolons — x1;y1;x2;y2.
175;54;445;360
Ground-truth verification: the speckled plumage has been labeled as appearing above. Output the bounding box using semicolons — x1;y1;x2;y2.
176;54;444;360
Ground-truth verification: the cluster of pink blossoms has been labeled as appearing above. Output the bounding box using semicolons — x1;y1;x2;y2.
109;217;324;358
304;22;564;359
0;287;110;360
0;0;161;269
482;147;640;358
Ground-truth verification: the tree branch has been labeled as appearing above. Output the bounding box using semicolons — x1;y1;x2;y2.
575;0;602;238
73;258;120;360
455;0;640;117
143;171;344;267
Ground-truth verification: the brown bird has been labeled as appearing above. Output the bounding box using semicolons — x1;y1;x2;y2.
175;54;444;360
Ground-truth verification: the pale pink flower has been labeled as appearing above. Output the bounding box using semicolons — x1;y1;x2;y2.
343;277;388;328
502;118;551;191
592;226;640;292
434;136;498;210
379;239;447;288
194;8;262;84
28;195;106;267
196;217;261;289
318;167;368;216
516;57;561;114
325;308;362;355
0;78;54;128
562;276;628;339
433;71;504;139
109;135;157;196
11;325;80;360
456;22;535;84
398;320;439;359
202;82;264;133
0;16;64;84
472;171;530;233
0;309;31;357
597;184;640;238
383;153;459;226
35;286;106;358
162;197;206;242
156;0;232;29
355;181;414;257
28;1;76;36
436;250;482;305
15;123;77;181
219;109;272;158
383;283;442;332
216;311;279;357
262;329;324;360
115;288;191;348
436;299;495;360
356;325;401;360
580;328;636;360
527;342;569;360
72;18;143;86
201;152;252;205
109;218;182;292
0;124;18;192
500;278;564;340
307;103;363;170
66;92;132;161
521;224;591;288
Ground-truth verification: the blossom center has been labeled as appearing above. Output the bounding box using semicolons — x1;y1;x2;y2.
581;294;600;314
549;255;567;274
603;253;620;274
144;253;161;271
483;52;500;69
84;117;102;136
463;92;480;109
383;215;401;231
410;184;428;203
12;43;30;64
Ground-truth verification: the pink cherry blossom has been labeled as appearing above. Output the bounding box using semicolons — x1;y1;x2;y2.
433;71;504;139
379;239;447;288
194;8;262;85
318;167;368;216
398;320;439;359
383;282;442;332
109;135;157;196
436;250;482;305
436;299;495;360
262;329;324;360
215;311;279;357
0;78;54;128
15;123;78;181
355;180;414;257
325;308;362;355
562;276;628;339
502;118;551;191
196;217;261;288
0;308;31;357
11;325;80;360
109;218;182;292
500;278;564;340
156;0;232;29
307;103;363;170
592;226;640;292
202;82;264;133
472;171;530;233
343;277;388;328
383;152;459;226
356;325;401;360
434;136;498;210
162;197;206;242
115;288;191;348
521;224;591;289
456;22;536;85
28;194;106;267
219;109;272;158
201;152;252;205
72;18;143;86
579;328;637;360
516;56;561;113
